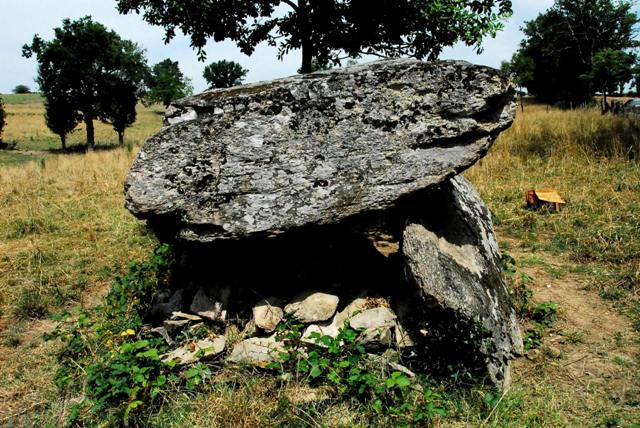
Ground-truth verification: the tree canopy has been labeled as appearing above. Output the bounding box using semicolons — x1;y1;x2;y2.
13;85;31;94
514;0;639;105
116;0;513;73
146;59;193;107
203;60;248;89
23;17;148;149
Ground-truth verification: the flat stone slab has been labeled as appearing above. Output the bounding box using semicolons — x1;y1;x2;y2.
125;59;515;242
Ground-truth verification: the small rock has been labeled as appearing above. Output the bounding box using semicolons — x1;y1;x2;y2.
349;307;397;347
349;307;397;330
227;336;284;367
285;292;339;323
164;319;190;334
151;326;174;345
162;336;226;365
253;298;284;333
334;297;369;326
190;288;227;321
394;322;415;348
171;311;203;321
302;322;340;346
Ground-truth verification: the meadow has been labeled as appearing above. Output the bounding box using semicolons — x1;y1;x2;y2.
0;97;638;426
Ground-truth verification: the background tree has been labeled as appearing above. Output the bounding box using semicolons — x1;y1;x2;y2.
23;17;148;149
100;40;149;145
117;0;513;74
501;52;535;111
13;85;31;94
44;92;81;151
146;59;193;107
203;60;248;89
514;0;638;105
584;49;636;112
0;95;5;146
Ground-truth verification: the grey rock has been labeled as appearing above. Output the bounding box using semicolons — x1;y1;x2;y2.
190;288;226;321
284;292;339;323
349;307;397;330
171;311;203;321
125;59;515;242
151;326;174;345
402;176;523;389
162;336;226;365
227;336;284;367
252;298;284;333
163;319;189;334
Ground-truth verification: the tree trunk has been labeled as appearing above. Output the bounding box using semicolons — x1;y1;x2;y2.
118;130;124;146
60;134;66;152
603;88;608;114
519;86;525;113
84;113;95;150
298;0;313;74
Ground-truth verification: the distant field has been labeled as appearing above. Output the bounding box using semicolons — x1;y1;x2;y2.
3;93;44;105
0;94;164;165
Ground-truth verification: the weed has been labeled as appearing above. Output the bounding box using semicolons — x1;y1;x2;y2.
269;315;447;425
531;301;559;327
13;288;49;319
563;330;587;345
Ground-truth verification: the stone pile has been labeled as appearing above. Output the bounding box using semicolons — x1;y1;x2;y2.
126;59;522;389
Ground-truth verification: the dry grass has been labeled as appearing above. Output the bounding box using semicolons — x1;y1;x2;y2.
1;93;163;164
0;100;639;426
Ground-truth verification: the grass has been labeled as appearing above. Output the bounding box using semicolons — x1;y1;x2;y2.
0;99;639;426
0;93;163;163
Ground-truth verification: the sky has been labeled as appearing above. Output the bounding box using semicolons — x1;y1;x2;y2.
0;0;555;94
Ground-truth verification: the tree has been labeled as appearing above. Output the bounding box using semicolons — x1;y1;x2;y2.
146;59;193;107
584;49;635;112
44;92;81;151
100;40;149;145
13;85;31;94
203;60;248;89
116;0;513;74
515;0;639;105
0;95;6;146
501;52;535;111
23;17;148;149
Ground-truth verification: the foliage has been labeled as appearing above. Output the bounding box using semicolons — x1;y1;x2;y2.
514;0;639;105
268;315;447;424
22;16;148;149
44;90;81;150
46;244;196;424
13;84;31;94
203;60;248;89
117;0;512;73
584;49;636;110
146;59;193;107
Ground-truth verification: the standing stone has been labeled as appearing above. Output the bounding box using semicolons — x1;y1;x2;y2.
124;59;515;242
402;176;523;389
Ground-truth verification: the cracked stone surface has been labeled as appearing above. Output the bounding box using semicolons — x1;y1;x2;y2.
402;176;523;389
125;59;515;242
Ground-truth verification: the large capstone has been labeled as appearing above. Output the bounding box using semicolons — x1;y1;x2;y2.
125;59;515;242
